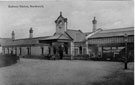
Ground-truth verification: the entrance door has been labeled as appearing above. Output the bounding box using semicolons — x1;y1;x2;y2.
59;46;63;59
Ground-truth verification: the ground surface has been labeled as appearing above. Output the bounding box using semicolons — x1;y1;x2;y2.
0;59;133;85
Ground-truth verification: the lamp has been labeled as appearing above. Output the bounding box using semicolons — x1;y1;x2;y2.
124;33;128;69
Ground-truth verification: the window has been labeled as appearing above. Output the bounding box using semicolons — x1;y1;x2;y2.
74;47;79;55
98;47;102;52
19;47;21;55
82;47;86;54
27;47;30;55
112;47;116;50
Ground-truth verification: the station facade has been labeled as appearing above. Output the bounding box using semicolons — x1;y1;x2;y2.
0;12;134;60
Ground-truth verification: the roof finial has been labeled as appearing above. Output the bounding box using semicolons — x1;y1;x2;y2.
94;16;96;20
12;31;15;40
60;11;62;16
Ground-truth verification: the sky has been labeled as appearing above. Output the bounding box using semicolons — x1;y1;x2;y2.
0;0;134;39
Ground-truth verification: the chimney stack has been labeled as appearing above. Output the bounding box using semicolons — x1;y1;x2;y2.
92;17;97;32
12;31;15;40
29;27;33;38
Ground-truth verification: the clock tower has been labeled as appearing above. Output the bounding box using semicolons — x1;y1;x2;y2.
55;12;68;34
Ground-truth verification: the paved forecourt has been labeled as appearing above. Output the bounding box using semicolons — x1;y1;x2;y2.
0;58;133;85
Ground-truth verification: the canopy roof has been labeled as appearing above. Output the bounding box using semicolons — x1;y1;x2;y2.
88;27;134;39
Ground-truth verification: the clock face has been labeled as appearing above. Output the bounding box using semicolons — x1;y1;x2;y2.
58;20;63;29
59;26;62;29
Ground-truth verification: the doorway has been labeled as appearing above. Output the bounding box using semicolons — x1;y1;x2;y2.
59;46;63;59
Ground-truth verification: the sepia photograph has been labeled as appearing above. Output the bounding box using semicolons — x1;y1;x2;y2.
0;0;134;85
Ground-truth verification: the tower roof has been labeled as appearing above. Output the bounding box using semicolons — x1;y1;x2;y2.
55;11;67;23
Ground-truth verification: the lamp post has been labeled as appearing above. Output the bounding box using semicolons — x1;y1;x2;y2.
124;33;128;69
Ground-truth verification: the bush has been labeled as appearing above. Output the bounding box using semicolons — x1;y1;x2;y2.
73;54;90;60
63;54;71;60
43;54;60;60
0;54;19;67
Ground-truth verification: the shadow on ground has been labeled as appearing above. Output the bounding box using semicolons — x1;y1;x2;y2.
92;66;134;85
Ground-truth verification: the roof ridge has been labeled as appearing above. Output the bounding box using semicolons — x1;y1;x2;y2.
67;29;80;31
0;38;11;39
103;27;134;31
65;32;73;40
57;34;63;39
84;32;93;34
14;36;50;41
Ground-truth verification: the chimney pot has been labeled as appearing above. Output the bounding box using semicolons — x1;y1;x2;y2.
92;17;97;32
29;28;33;38
11;31;15;40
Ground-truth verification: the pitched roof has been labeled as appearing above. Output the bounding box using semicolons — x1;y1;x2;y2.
0;32;73;47
0;38;12;46
1;36;50;46
84;32;93;36
86;29;102;39
89;27;134;38
66;29;86;42
84;28;103;36
55;12;67;23
40;33;71;40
